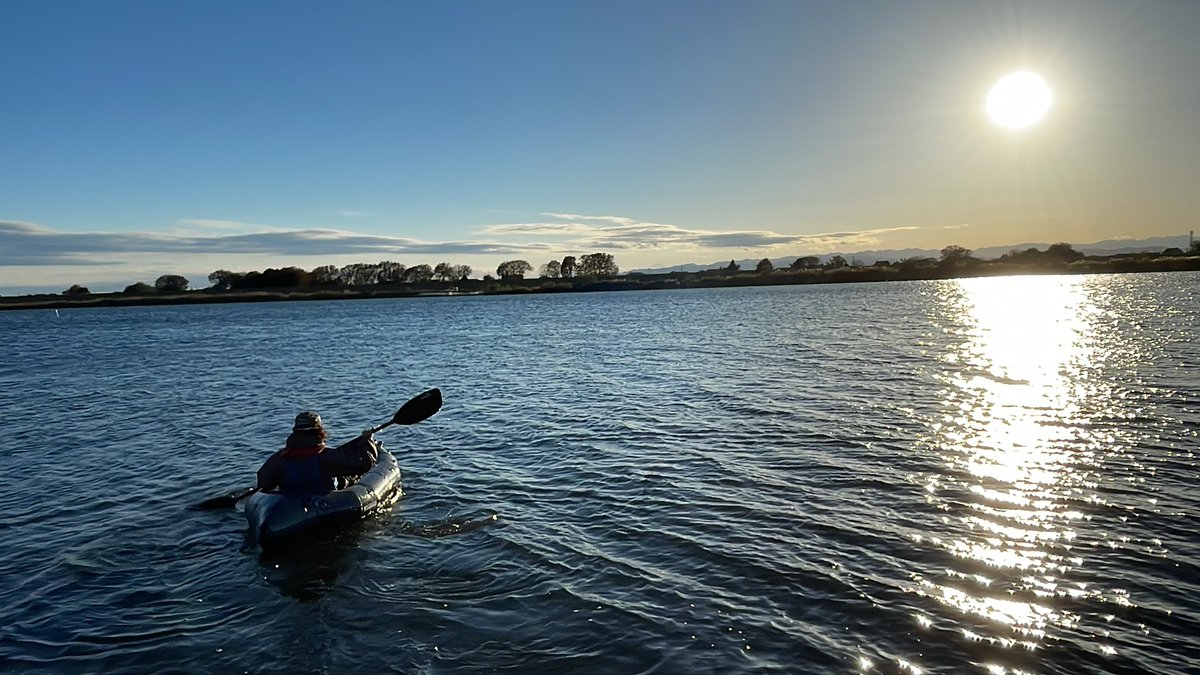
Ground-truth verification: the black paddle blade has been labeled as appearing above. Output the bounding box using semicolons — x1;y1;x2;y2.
393;388;442;425
191;486;257;511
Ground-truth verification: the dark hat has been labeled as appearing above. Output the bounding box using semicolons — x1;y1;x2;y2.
293;411;323;431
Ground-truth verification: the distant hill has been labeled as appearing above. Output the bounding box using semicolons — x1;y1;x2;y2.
628;234;1193;274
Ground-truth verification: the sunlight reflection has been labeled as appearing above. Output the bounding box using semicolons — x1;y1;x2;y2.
917;276;1107;650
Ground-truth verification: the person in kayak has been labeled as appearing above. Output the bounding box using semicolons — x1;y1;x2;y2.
256;411;379;495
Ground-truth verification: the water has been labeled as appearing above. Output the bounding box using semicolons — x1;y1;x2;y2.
1;273;1197;674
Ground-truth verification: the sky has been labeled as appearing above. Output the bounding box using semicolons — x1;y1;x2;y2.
2;0;1199;293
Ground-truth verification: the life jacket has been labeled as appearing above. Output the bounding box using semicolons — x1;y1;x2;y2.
277;445;335;495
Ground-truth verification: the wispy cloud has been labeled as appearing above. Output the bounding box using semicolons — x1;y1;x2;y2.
479;213;926;253
0;212;950;271
0;220;537;267
176;219;269;231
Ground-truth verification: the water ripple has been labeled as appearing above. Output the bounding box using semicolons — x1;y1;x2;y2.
1;275;1198;672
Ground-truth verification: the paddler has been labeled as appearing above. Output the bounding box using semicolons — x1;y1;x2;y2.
256;411;379;495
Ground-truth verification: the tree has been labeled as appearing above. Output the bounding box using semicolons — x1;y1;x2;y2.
338;264;371;286
724;260;740;272
577;253;618;277
825;255;848;269
540;260;562;278
404;264;433;283
560;256;577;278
258;267;309;288
1047;242;1084;263
899;256;936;270
1191;239;1200;254
756;258;774;274
208;270;235;290
451;264;472;280
377;261;406;283
123;282;154;294
433;263;454;281
63;284;90;296
1000;248;1042;264
940;245;972;262
155;274;189;292
310;265;340;285
790;256;819;270
497;260;533;279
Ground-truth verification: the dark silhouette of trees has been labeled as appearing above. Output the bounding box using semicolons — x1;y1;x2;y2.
259;267;310;287
497;260;533;279
940;245;972;261
899;256;936;271
431;263;471;281
1046;242;1084;263
404;264;433;283
337;264;372;285
578;253;618;277
20;242;1200;312
208;270;235;290
999;248;1042;264
997;244;1084;266
201;259;471;291
310;265;339;285
155;275;189;292
939;245;979;271
560;256;577;278
540;260;562;278
378;261;406;283
123;282;154;294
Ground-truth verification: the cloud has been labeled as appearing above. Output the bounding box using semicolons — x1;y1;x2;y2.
176;219;269;231
479;213;927;253
0;219;536;267
0;212;948;271
335;210;369;218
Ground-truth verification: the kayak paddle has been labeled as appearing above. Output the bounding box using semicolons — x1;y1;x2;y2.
191;388;443;510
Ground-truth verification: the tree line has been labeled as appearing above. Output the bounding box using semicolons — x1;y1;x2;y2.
56;252;621;295
50;240;1199;298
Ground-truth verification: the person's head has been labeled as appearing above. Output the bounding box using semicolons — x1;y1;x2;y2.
292;411;327;442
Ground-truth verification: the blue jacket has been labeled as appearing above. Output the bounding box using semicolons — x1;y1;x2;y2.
256;431;379;495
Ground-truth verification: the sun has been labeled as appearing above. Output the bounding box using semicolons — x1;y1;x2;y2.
986;71;1052;129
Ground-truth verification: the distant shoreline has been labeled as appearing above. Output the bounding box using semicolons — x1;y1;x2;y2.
3;254;1198;312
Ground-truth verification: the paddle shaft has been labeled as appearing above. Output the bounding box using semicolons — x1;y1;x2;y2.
369;420;395;434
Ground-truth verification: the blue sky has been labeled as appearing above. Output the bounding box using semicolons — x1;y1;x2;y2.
3;1;1198;293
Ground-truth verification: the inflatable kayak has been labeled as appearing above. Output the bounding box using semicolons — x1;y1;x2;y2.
244;446;402;549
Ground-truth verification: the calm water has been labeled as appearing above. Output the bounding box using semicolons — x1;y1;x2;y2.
1;273;1197;674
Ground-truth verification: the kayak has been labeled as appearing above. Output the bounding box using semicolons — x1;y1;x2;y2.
244;446;402;549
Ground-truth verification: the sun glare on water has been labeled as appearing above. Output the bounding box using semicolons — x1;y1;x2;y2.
986;71;1052;129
